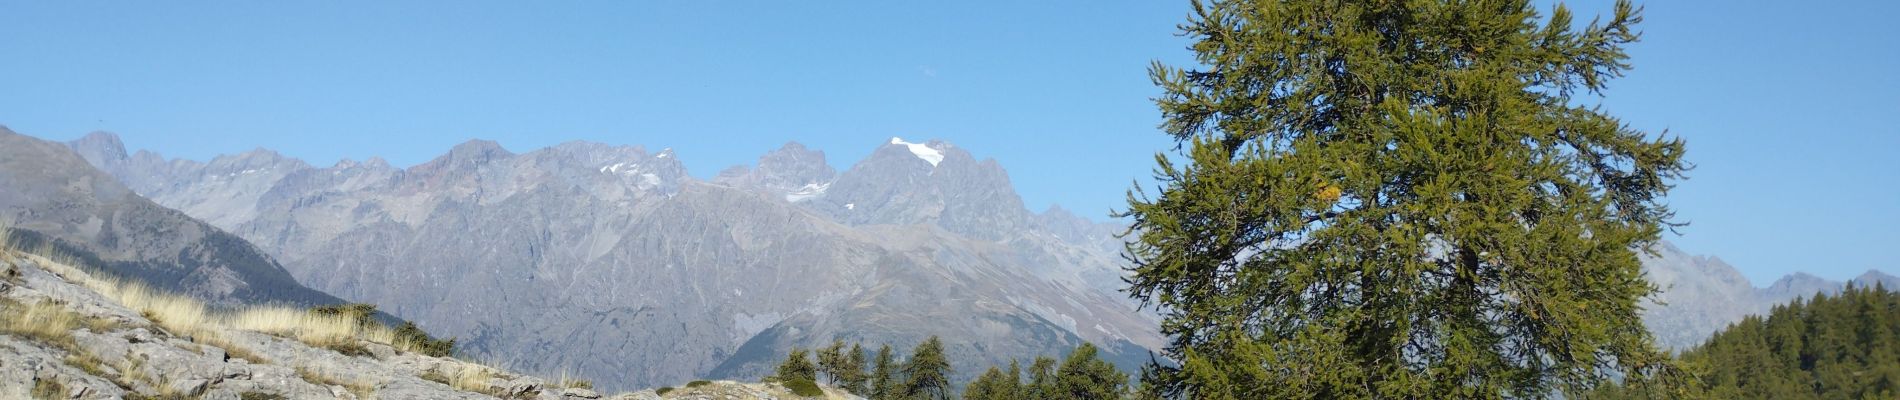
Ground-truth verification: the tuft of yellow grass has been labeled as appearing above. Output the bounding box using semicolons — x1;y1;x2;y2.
451;365;496;394
228;307;395;348
0;298;78;347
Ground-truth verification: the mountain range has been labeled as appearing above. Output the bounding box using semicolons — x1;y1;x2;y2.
4;127;1890;391
59;131;1157;391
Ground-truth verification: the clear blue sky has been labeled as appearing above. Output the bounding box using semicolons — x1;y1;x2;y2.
1;1;1894;285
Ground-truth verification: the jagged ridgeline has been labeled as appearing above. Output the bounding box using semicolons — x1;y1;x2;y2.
1589;284;1900;399
61;129;1162;391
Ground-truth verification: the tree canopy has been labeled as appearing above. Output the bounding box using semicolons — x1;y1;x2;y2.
1123;0;1694;397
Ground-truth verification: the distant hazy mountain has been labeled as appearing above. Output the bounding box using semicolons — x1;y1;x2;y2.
0;127;346;307
68;132;1160;391
1638;241;1896;350
61;129;1883;388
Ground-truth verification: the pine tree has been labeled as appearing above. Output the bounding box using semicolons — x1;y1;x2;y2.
1054;343;1127;399
774;347;817;384
1005;359;1025;400
963;366;1015;400
1125;0;1695;397
1027;356;1057;399
903;336;953;400
871;344;900;400
843;342;870;395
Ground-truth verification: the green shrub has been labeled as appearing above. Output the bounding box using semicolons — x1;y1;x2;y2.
309;303;377;325
395;321;456;357
782;378;824;397
687;379;711;388
655;386;674;395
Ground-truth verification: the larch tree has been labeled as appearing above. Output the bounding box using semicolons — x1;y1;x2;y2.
844;342;870;395
871;344;901;400
817;339;847;385
1123;0;1697;398
903;336;954;400
1054;342;1128;399
774;347;817;384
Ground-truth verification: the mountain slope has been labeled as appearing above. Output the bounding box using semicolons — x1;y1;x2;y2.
67;132;1160;391
0;242;851;400
0;127;342;307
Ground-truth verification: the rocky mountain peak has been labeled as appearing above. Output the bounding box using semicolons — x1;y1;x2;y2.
714;141;836;201
444;139;513;165
68;131;129;166
816;137;1031;240
1853;270;1900;288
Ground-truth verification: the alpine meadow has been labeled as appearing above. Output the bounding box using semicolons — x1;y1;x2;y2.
1;0;1895;399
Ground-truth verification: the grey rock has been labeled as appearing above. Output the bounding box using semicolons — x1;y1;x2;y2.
66;131;1161;390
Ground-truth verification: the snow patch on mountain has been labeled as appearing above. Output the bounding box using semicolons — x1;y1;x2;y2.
889;137;943;166
783;182;831;202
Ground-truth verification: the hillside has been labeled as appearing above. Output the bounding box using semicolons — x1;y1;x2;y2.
0;242;861;399
0;127;347;309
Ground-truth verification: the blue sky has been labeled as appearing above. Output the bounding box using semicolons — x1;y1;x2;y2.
1;1;1894;285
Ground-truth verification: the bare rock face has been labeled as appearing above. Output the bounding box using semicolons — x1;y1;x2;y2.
65;132;1159;391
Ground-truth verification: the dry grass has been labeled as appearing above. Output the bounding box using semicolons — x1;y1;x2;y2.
553;369;593;390
14;250;406;360
0;297;79;348
197;335;272;364
31;377;65;399
227;307;396;351
62;352;110;377
452;365;497;393
295;366;378;399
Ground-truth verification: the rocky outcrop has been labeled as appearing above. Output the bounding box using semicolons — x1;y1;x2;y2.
0;249;860;399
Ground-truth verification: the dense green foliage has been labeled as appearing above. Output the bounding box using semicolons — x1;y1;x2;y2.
1054;343;1126;399
774;348;818;383
761;340;1127;399
1123;0;1693;397
1589;285;1900;399
783;377;826;397
964;366;1020;400
903;336;954;400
